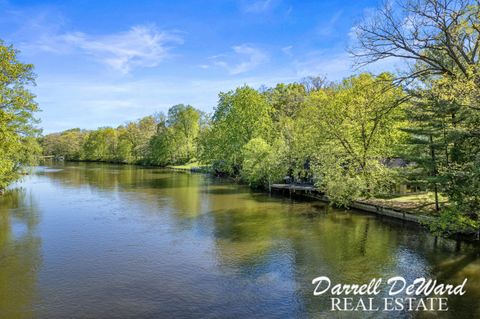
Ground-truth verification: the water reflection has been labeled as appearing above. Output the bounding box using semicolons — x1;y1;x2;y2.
0;162;479;318
0;188;41;319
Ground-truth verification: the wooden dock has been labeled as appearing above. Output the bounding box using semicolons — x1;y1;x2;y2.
270;184;316;192
166;166;210;173
270;183;430;225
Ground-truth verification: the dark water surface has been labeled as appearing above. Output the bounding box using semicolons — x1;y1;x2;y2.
1;162;479;319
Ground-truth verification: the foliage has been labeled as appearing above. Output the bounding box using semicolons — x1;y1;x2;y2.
352;0;480;235
147;105;202;165
42;106;202;167
427;206;479;237
241;137;288;188
264;82;310;180
199;86;273;175
400;90;458;212
41;129;86;160
305;73;406;204
0;41;40;191
81;127;117;162
167;104;201;162
264;83;307;120
117;115;158;163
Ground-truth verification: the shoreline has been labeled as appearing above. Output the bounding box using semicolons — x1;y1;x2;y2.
44;160;480;242
169;164;480;242
167;164;429;223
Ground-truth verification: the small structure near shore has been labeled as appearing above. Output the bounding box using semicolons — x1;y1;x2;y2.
270;183;316;194
270;183;431;226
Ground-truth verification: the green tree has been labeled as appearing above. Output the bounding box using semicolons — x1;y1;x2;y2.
118;115;158;163
241;137;288;188
265;83;307;120
146;105;202;165
263;83;311;181
400;90;459;212
200;86;273;175
167;104;201;162
115;126;135;163
146;114;176;166
42;129;86;160
0;41;40;192
352;0;480;235
81;127;117;162
306;73;406;205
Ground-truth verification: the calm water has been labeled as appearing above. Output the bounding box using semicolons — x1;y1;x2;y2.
1;162;479;319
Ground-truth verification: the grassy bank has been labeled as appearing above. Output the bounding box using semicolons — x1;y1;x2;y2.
359;193;448;216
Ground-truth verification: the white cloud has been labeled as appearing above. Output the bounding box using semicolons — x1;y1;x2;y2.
281;45;293;56
348;26;359;41
293;50;406;80
211;44;269;75
315;11;343;37
293;51;352;80
31;24;183;73
242;0;275;13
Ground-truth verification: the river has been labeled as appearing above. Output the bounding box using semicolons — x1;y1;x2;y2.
0;162;479;318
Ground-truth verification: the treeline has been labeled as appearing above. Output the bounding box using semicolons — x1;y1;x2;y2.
41;104;204;166
42;73;408;205
41;68;479;236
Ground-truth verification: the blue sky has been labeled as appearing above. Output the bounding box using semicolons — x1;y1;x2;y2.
1;0;394;133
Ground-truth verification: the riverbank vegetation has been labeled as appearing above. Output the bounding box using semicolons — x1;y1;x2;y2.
0;0;476;237
0;41;41;193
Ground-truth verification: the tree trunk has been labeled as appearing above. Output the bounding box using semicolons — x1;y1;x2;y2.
433;183;440;212
430;135;440;212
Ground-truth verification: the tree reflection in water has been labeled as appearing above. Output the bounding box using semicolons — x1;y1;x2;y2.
0;188;41;319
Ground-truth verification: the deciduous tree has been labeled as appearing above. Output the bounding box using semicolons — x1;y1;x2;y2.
0;41;40;192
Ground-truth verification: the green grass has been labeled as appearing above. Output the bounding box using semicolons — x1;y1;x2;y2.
383;192;447;203
361;192;447;216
